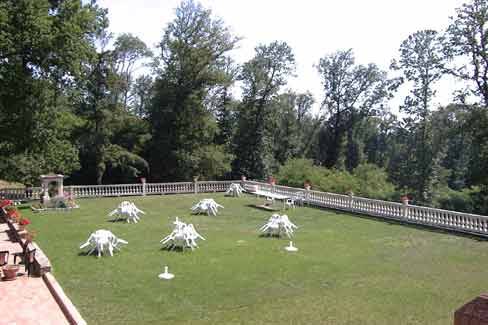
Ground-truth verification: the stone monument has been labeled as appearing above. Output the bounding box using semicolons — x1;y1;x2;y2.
40;174;64;205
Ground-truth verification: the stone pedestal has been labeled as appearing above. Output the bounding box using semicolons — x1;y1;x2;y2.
454;294;488;325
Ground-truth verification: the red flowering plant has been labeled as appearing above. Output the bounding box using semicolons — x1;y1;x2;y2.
0;199;13;209
6;207;20;221
19;217;31;226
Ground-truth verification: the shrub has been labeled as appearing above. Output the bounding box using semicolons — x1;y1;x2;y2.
353;164;396;200
276;159;323;188
433;186;479;213
316;169;360;194
276;159;396;200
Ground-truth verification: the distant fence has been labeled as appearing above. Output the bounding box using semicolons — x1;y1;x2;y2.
244;180;488;238
1;179;488;237
0;180;236;200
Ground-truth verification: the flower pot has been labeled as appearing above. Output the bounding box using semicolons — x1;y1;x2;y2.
2;265;19;281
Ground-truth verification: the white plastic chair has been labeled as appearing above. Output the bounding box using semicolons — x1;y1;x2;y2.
285;198;295;209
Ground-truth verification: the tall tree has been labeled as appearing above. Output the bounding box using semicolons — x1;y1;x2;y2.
317;49;392;171
445;0;488;106
0;0;105;184
233;41;295;179
111;33;152;108
391;30;446;202
130;74;153;117
148;0;239;181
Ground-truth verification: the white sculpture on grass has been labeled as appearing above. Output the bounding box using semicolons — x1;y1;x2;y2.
285;241;298;252
108;201;145;223
191;199;224;216
260;214;298;238
158;266;175;280
225;183;244;197
79;229;128;257
160;217;205;250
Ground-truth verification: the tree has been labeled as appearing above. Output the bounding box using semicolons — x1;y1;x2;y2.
266;91;316;164
130;74;153;117
391;30;446;202
111;33;152;108
445;0;488;106
74;29;150;185
233;41;295;179
0;0;106;184
148;0;239;181
317;49;392;171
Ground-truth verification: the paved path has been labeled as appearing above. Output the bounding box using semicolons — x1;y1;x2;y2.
0;222;69;325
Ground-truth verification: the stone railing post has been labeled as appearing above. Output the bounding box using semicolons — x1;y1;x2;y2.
401;198;409;219
348;192;354;211
240;175;246;190
140;178;147;196
194;177;199;194
304;185;311;206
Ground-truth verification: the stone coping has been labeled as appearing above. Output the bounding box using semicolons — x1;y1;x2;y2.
43;272;87;325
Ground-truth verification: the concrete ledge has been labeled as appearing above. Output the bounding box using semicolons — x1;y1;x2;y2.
43;272;87;325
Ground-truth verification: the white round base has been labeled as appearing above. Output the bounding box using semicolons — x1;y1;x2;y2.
158;272;175;280
285;246;298;252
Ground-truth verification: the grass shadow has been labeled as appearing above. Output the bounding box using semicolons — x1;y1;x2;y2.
258;233;287;239
160;245;191;253
107;218;126;223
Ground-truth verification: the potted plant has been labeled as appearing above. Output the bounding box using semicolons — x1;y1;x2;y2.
18;217;30;231
6;208;20;223
268;176;276;186
24;230;36;242
400;195;410;205
0;199;13;209
2;264;19;280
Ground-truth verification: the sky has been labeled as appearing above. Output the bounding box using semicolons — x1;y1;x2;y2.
98;0;467;114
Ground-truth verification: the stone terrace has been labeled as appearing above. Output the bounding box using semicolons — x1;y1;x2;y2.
0;222;70;325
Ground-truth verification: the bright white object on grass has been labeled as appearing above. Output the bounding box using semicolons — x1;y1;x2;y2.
260;214;298;238
79;229;128;258
108;201;146;223
191;199;224;216
160;217;205;250
225;183;244;197
285;241;298;252
158;266;175;280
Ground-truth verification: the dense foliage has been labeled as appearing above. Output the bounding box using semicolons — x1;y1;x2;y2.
1;0;488;214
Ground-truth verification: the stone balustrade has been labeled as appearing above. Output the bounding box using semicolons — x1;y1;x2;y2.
2;179;488;237
243;180;488;237
0;181;235;200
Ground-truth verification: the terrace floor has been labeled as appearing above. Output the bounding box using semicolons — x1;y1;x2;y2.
11;193;488;324
0;223;69;325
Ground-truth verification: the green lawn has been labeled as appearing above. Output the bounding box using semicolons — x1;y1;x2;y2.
22;193;488;324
